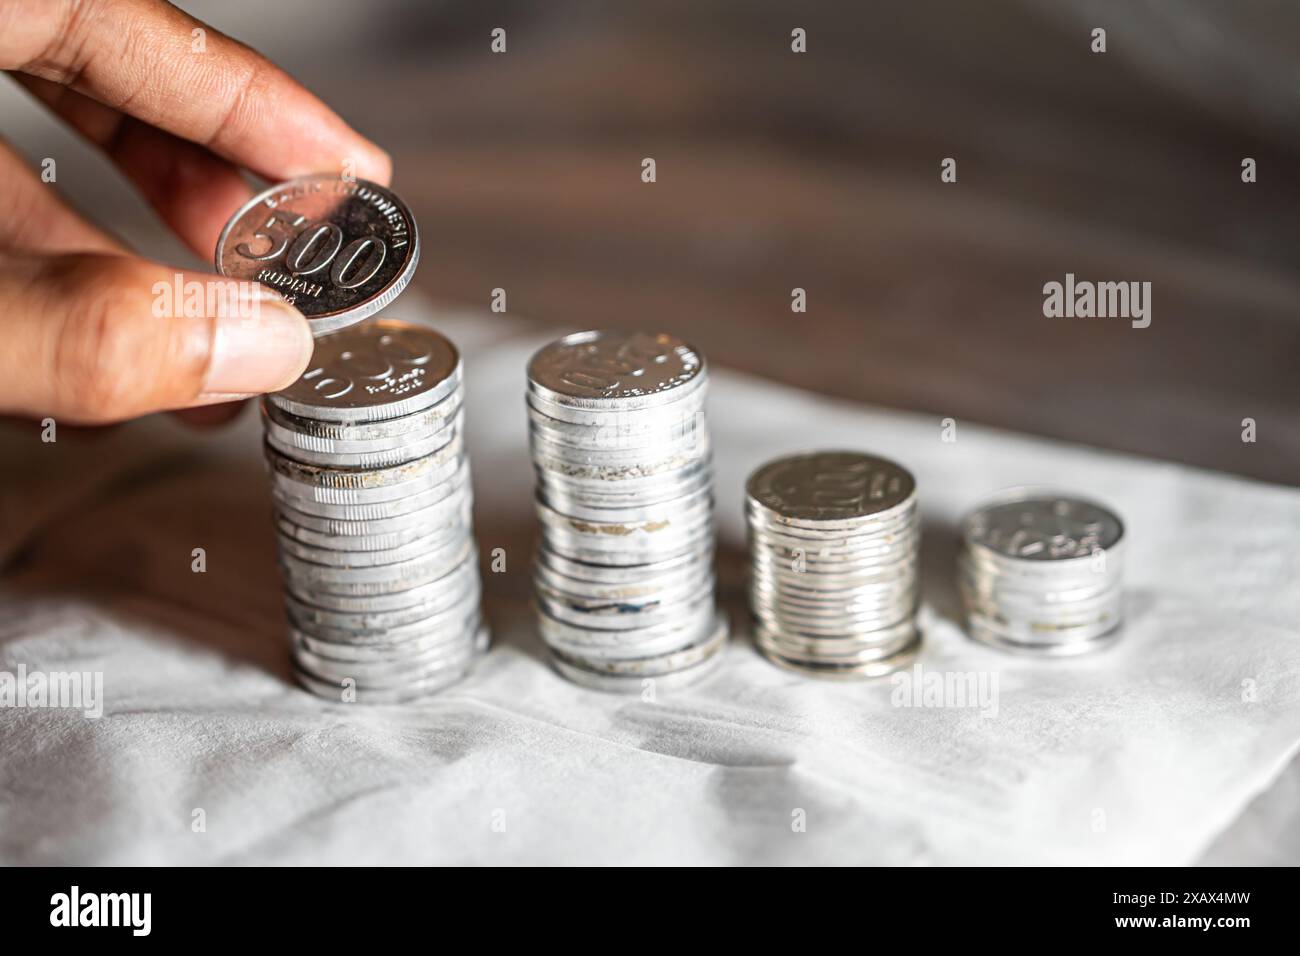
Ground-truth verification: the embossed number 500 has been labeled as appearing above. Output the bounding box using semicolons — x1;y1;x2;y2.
235;209;386;289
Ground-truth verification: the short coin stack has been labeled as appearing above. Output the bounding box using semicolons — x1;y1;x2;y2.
958;490;1125;655
262;319;486;702
527;330;727;692
745;451;922;678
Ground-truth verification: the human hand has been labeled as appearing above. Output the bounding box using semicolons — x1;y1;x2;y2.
0;0;391;424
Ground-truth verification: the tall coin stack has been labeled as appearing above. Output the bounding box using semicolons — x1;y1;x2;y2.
745;452;922;678
262;319;486;702
958;490;1125;655
526;330;728;692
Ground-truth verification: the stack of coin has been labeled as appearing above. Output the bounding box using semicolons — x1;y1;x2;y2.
526;330;727;692
958;490;1125;656
745;451;922;678
261;319;486;702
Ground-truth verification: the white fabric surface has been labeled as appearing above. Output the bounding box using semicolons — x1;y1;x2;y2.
2;306;1298;866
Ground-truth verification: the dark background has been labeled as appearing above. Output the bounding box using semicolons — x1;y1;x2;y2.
4;0;1298;484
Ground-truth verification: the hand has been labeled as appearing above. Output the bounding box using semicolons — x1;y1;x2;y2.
0;0;391;424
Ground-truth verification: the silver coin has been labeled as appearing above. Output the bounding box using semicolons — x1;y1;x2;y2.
269;320;461;422
525;384;706;429
262;389;462;447
267;437;464;498
263;403;462;463
536;496;713;545
549;636;725;694
293;622;481;680
964;615;1120;657
755;622;917;664
746;451;916;528
536;597;716;649
272;460;469;519
280;536;472;592
535;557;707;604
269;416;462;470
294;601;482;657
964;489;1123;563
530;442;711;485
536;461;712;510
537;577;714;630
536;542;712;586
528;406;707;453
277;516;467;567
957;488;1126;656
538;484;711;525
551;611;728;677
745;450;921;678
274;489;469;542
541;527;713;567
754;624;921;680
527;330;705;410
285;562;478;629
293;625;488;703
528;332;722;686
284;552;479;613
215;175;419;336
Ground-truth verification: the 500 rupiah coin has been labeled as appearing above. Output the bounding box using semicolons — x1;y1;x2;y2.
215;174;419;336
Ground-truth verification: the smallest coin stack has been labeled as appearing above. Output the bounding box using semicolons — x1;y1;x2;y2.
745;451;922;678
263;319;486;702
958;490;1125;656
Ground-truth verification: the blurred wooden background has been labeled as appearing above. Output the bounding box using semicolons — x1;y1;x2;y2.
5;0;1298;483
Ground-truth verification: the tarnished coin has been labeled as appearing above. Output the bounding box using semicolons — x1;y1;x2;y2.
262;391;462;450
747;452;916;528
269;320;461;423
215;174;419;336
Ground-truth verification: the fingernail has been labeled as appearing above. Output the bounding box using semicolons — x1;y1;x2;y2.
203;295;313;395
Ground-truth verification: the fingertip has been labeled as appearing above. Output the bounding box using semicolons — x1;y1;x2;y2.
203;295;314;396
362;145;393;187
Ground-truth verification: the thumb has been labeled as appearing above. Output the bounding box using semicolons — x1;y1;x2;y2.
0;252;314;424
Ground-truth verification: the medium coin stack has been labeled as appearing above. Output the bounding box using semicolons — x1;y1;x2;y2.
262;319;486;702
745;451;922;678
958;490;1125;655
526;330;727;692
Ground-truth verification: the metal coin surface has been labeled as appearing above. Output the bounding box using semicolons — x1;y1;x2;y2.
269;320;460;422
215;174;419;336
747;451;916;526
527;330;704;409
963;490;1124;563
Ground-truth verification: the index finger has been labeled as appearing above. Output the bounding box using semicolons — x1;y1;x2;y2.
2;0;391;185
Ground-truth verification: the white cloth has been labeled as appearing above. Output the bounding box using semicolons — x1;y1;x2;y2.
2;307;1298;865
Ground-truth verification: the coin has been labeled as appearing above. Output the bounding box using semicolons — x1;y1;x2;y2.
254;317;486;702
745;451;921;678
958;488;1125;655
215;174;420;336
268;321;461;423
527;330;705;410
527;329;724;690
